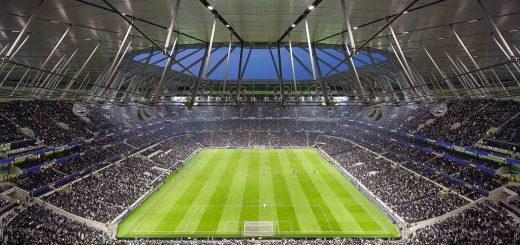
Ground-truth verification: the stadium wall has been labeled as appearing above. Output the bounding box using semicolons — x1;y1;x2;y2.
407;198;485;233
33;199;110;232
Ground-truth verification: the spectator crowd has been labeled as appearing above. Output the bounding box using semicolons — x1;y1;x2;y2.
1;99;520;244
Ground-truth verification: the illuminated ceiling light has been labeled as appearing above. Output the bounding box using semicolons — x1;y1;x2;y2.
291;23;296;28
207;6;214;10
225;24;230;28
308;5;315;10
353;26;359;30
467;19;478;23
403;31;409;34
437;37;445;40
510;29;519;32
403;11;409;14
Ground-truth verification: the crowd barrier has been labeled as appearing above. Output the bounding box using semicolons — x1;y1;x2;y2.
30;159;114;197
346;119;520;167
0;140;85;167
343;123;490;196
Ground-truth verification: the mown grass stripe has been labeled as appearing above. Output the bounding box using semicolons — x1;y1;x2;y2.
276;149;323;233
153;150;221;231
308;150;398;236
299;150;366;232
193;150;240;232
259;150;278;223
215;149;250;234
268;149;301;234
287;149;342;233
237;150;260;227
176;151;234;232
117;149;399;238
122;149;210;235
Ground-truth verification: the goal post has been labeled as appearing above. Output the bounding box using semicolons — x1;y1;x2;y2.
243;221;274;237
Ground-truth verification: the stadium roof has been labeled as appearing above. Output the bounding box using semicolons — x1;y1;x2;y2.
1;0;519;103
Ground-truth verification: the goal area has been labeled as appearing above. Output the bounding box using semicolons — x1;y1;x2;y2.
243;221;274;237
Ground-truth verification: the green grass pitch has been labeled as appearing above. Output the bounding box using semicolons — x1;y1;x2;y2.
117;149;399;238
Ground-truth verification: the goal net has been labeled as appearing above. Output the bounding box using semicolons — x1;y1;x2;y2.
243;221;274;237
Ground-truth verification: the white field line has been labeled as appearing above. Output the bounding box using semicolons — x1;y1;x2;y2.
317;205;334;232
128;230;389;234
182;205;200;232
130;204;390;236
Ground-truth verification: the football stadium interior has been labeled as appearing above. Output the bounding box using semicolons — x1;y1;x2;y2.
1;0;520;244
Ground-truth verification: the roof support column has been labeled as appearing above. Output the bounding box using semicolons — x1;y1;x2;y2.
123;48;154;101
48;66;71;97
387;37;416;100
203;16;217;82
277;42;284;100
342;35;365;99
513;44;520;57
447;65;473;98
490;33;520;87
304;16;329;103
75;72;90;98
288;33;297;93
189;44;210;105
31;26;71;95
450;25;491;96
34;56;65;96
0;42;11;57
236;42;244;101
165;0;181;52
42;48;78;97
46;49;78;96
87;63;110;100
0;65;16;88
62;41;100;98
421;43;459;98
102;38;133;100
489;68;510;96
190;16;216;105
304;17;317;81
311;43;322;79
455;56;483;96
11;68;31;96
388;25;424;100
367;48;397;101
91;24;132;100
0;35;30;74
341;0;365;100
153;35;178;101
490;34;520;75
3;0;45;59
444;51;478;97
152;0;181;102
475;0;516;59
223;32;233;94
429;71;444;96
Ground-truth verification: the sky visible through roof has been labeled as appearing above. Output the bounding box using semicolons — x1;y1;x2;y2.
133;45;387;81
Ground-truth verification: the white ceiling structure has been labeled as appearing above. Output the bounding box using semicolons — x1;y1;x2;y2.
0;0;519;103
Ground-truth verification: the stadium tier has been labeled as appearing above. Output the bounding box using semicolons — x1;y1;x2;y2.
0;101;519;244
2;0;520;244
